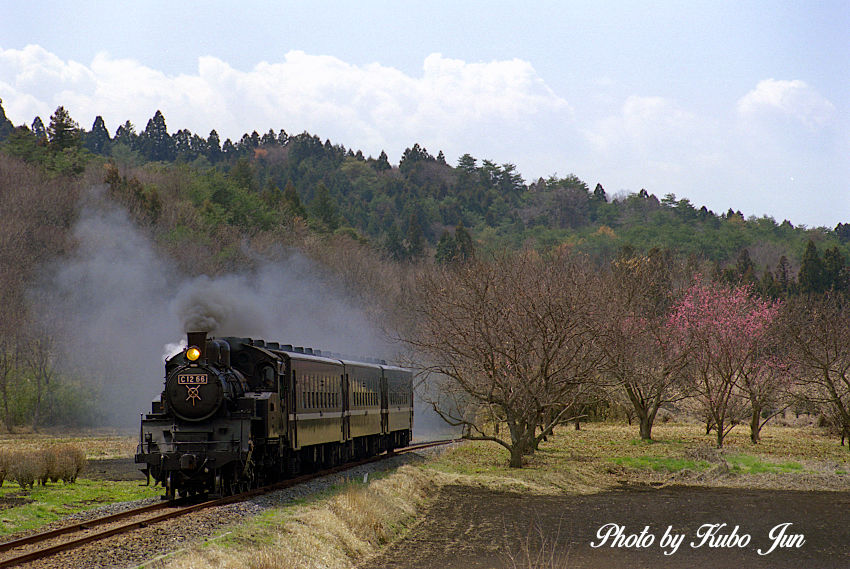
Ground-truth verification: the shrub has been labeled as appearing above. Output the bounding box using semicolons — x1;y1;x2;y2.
0;445;86;488
54;444;86;483
8;452;37;489
34;449;55;486
0;448;8;487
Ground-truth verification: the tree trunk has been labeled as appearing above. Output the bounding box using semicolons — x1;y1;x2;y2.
750;405;762;444
638;405;658;440
509;445;524;468
507;421;528;468
639;415;653;440
0;382;10;432
715;419;725;448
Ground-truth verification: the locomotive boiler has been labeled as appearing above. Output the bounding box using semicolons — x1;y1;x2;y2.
135;332;413;499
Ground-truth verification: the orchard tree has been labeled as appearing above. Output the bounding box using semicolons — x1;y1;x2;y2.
668;280;781;447
405;251;602;467
599;251;692;440
738;344;792;443
782;294;850;447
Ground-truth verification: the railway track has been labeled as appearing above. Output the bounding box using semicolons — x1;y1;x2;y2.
0;438;458;568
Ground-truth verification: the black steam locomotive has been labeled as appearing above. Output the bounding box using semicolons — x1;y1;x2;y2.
135;332;413;498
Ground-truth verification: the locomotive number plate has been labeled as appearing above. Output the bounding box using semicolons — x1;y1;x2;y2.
178;374;208;385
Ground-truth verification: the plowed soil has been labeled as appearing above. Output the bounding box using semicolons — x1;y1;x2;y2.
361;484;850;569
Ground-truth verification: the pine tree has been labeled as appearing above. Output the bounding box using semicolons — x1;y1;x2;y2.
759;269;780;299
454;222;474;262
383;224;406;261
282;180;306;218
261;129;277;146
775;256;792;295
207;130;222;162
798;240;826;295
47;106;79;150
114;120;136;147
261;179;281;208
823;246;846;292
31;117;47;141
374;150;391;171
230;158;257;192
457;153;477;173
85;115;111;154
405;213;425;260
140;110;174;161
309;182;339;231
435;231;457;264
0;98;13;141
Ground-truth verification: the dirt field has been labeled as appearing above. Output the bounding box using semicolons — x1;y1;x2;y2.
361;484;850;569
84;457;146;481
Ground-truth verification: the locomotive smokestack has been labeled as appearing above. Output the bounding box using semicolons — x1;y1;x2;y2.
187;331;208;359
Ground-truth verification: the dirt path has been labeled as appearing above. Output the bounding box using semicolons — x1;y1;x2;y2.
361;484;850;569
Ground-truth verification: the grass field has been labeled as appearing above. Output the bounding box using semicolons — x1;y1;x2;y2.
0;479;159;535
0;428;137;459
423;421;850;494
1;422;848;567
0;429;154;536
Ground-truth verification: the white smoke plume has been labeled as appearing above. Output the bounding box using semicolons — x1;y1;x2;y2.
32;187;392;426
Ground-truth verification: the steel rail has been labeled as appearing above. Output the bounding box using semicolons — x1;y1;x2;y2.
0;438;459;568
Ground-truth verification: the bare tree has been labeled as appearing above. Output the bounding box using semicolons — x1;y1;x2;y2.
738;341;794;443
782;294;850;448
404;251;602;467
598;252;692;440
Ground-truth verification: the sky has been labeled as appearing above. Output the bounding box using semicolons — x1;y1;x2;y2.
1;1;847;228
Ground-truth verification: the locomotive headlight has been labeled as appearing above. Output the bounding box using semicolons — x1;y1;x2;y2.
186;346;201;361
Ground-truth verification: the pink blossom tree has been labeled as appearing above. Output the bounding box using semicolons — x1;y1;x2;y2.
668;280;782;447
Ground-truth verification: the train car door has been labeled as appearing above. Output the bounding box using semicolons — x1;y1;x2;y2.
380;372;389;435
289;365;298;449
342;372;350;441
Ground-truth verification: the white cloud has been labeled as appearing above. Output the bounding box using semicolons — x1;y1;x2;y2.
0;45;572;163
584;95;721;176
737;79;835;130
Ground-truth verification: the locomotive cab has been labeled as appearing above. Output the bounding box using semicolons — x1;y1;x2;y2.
136;332;255;498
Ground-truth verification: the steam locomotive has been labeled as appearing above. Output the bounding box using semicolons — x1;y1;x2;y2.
135;332;413;499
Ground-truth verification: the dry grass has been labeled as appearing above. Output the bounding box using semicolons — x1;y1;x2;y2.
425;422;850;494
145;422;850;569
159;465;440;569
0;428;137;459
